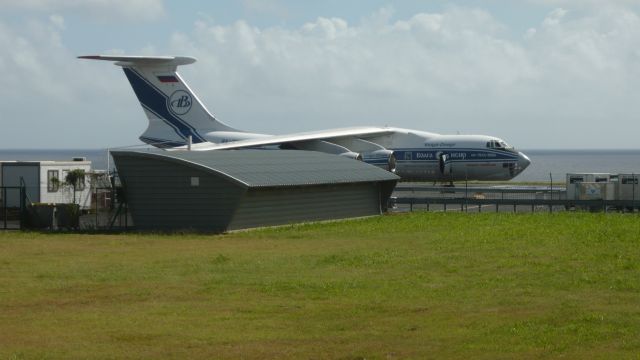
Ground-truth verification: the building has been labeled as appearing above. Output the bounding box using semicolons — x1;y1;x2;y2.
111;149;399;232
1;159;92;208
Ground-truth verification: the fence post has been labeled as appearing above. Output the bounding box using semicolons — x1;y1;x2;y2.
2;187;6;230
19;186;24;230
633;173;636;212
95;185;99;229
465;176;468;212
549;172;553;213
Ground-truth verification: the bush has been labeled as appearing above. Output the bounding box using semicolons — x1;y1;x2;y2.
56;203;80;229
25;203;55;229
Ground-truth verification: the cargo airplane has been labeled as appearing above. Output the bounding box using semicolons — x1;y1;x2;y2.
80;55;531;181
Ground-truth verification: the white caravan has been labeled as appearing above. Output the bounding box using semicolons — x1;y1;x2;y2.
80;55;530;181
0;160;92;208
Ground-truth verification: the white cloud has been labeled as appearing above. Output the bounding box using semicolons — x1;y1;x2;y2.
542;8;567;27
165;6;640;148
0;18;145;148
49;14;65;29
1;4;640;149
529;0;640;5
0;0;166;21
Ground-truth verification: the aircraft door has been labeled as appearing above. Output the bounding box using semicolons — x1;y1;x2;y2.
438;153;451;176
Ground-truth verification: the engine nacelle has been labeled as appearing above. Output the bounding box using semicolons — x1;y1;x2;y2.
362;149;397;172
339;151;363;161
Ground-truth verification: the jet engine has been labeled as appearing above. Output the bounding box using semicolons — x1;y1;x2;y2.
362;149;397;172
339;151;363;161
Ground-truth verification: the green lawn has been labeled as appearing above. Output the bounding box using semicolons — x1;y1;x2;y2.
1;213;639;359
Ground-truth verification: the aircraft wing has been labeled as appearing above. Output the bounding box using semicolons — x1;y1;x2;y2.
187;126;395;151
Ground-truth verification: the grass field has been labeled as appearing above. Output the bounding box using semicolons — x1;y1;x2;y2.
1;212;639;359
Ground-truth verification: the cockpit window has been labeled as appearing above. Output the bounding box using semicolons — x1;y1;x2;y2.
487;139;516;152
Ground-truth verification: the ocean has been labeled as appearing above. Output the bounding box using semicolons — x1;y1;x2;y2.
1;149;639;182
522;150;640;182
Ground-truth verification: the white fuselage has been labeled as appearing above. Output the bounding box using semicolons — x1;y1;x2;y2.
202;128;531;182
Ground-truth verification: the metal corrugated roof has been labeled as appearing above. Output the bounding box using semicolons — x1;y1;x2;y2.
112;149;399;188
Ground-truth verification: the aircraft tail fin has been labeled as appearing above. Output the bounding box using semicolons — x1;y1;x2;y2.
78;55;240;147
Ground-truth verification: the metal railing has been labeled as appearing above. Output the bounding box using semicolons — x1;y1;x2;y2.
390;184;637;213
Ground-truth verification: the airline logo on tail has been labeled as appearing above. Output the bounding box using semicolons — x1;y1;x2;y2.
169;90;192;115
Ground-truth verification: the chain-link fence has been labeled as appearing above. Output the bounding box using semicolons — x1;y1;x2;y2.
77;186;132;230
0;186;26;230
390;184;637;213
1;172;133;231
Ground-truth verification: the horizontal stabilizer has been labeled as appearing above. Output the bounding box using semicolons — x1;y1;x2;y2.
78;55;196;67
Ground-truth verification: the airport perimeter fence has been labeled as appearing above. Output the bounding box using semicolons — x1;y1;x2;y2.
0;185;132;231
390;184;639;213
0;186;26;230
77;186;132;231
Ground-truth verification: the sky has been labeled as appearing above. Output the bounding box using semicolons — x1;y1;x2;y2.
1;0;640;149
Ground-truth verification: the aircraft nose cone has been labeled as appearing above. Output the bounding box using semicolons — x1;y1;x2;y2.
518;152;531;171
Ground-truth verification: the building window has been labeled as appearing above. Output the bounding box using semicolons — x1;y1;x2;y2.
569;177;583;184
191;177;200;187
47;170;59;192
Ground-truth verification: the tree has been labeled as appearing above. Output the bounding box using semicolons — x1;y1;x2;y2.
64;169;86;204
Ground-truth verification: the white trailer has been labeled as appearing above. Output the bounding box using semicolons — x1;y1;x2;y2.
578;182;615;201
566;173;611;200
1;160;92;209
615;173;639;203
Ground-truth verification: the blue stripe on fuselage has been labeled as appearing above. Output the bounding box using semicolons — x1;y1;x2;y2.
392;148;518;163
123;68;206;143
